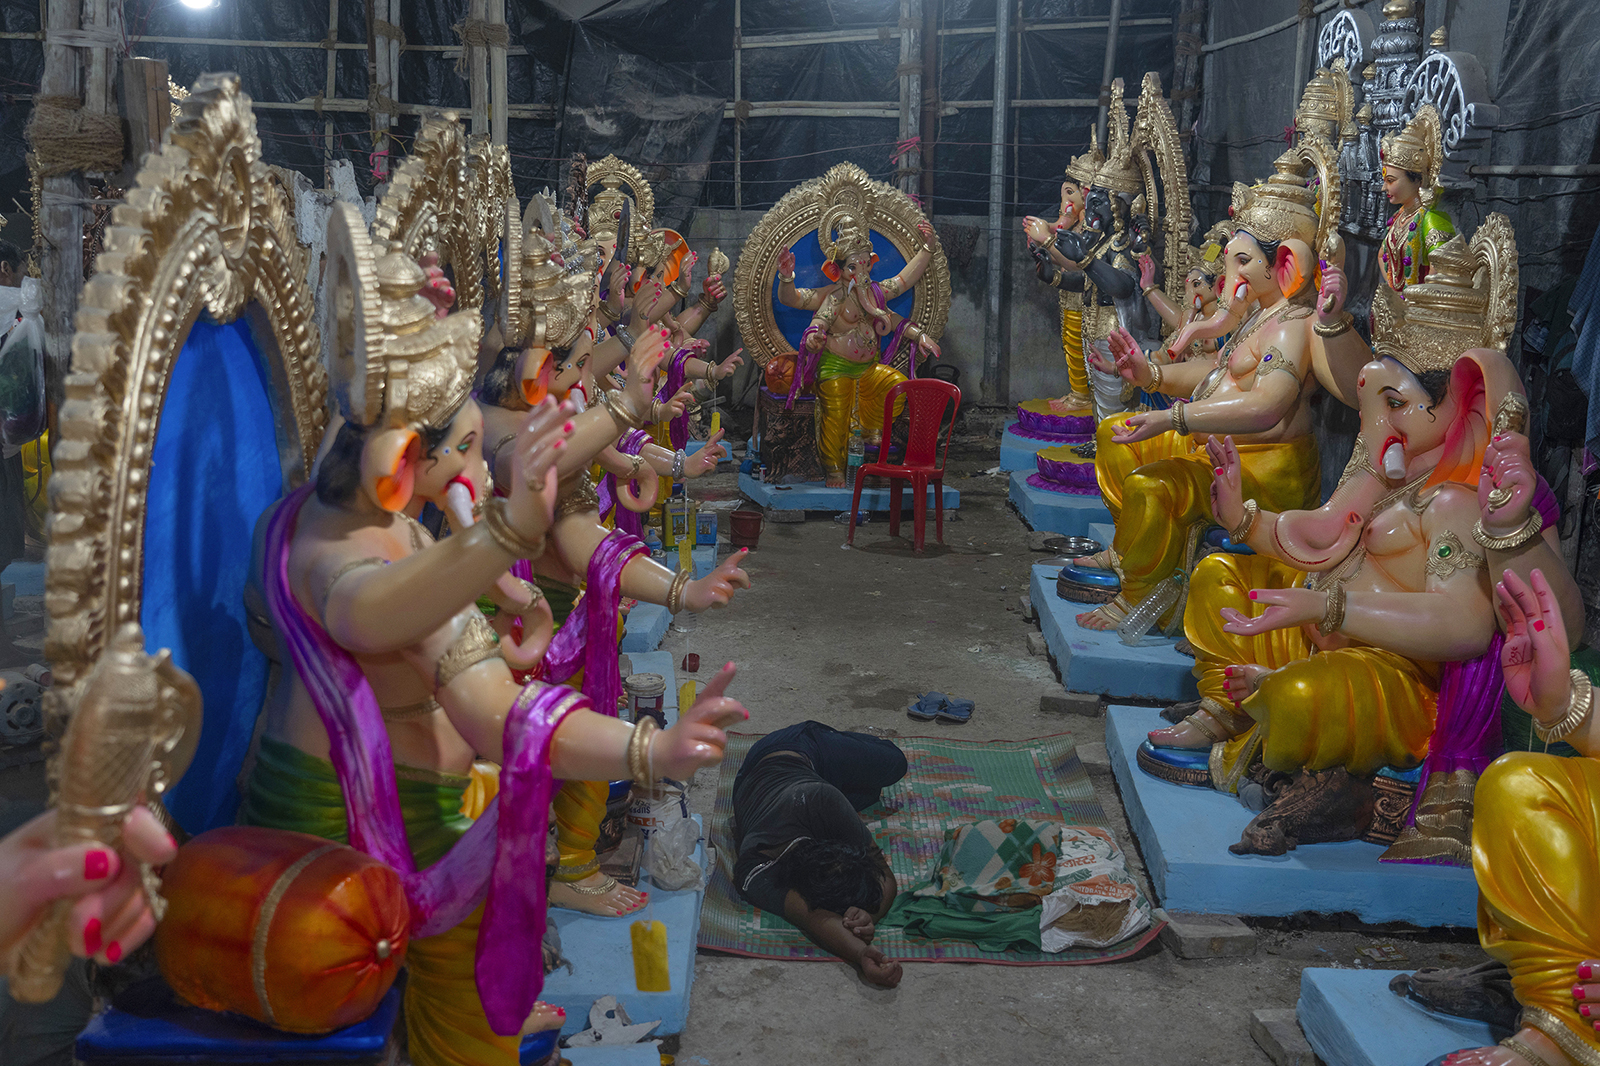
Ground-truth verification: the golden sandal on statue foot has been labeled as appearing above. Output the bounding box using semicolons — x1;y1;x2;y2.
548;874;649;918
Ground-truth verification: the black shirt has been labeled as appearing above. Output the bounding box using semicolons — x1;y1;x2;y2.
731;753;875;915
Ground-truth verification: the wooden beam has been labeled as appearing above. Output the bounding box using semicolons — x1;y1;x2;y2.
468;0;488;136
488;0;507;146
40;0;87;425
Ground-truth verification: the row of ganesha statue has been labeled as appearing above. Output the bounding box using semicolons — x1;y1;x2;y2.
1019;66;1598;1066
0;72;820;1066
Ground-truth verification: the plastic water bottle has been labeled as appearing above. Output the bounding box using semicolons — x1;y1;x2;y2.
1117;570;1186;647
847;424;865;478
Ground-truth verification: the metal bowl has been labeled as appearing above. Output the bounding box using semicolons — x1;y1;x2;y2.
1055;536;1103;558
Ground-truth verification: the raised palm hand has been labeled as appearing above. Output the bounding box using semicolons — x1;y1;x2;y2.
505;399;577;545
917;219;936;252
1138;254;1156;291
1317;260;1348;321
1496;568;1573;723
621;326;672;420
653;663;749;779
1105;327;1150;385
1207;435;1246;534
779;248;796;277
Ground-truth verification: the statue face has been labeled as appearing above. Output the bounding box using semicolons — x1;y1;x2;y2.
1356;358;1460;475
1059;181;1086;226
1222;233;1274;308
1185;269;1218;313
1382;165;1422;208
1083;188;1116;237
551;332;594;399
844;250;874;283
412;401;485;505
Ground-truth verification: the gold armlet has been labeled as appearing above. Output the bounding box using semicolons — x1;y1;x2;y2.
1534;670;1594;744
600;388;649;431
666;568;692;614
1230;499;1260;545
627;717;659;787
1170;400;1189;435
1146;359;1163;392
518;579;544;610
1317;582;1347;636
1314;313;1354;338
481;497;547;559
1470;510;1544;552
626;452;645;480
436;613;503;689
779;272;796;283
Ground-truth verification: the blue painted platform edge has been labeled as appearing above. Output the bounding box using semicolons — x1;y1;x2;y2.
1105;705;1479;926
1008;471;1110;538
1297;968;1496;1066
620;603;670;653
1029;566;1198;702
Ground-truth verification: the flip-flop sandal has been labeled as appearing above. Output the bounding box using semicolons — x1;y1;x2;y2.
906;692;949;720
937;697;974;724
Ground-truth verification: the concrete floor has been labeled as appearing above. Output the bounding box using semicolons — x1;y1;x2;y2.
0;441;1489;1066
666;444;1486;1066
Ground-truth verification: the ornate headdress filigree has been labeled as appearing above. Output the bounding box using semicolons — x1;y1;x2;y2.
1295;61;1356;148
586;154;654;264
324;203;480;432
1064;125;1103;186
1092;79;1141;197
518;225;598;353
1231;134;1340;260
816;162;880;263
1380;104;1445;207
1374;212;1518;375
1131;72;1193;291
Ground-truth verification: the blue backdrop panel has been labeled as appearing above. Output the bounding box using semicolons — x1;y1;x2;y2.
770;230;915;353
143;315;283;834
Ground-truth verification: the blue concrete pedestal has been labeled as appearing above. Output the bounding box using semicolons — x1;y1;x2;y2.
663;544;717;580
1009;471;1110;537
563;1048;660;1066
1000;423;1085;471
541;817;707;1039
1030;565;1197;701
1106;705;1479;925
620;604;670;653
739;472;959;513
1298;968;1496;1066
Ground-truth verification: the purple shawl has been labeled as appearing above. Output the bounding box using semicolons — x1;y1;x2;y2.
597;429;652;539
654;348;692;450
262;485;585;1034
539;528;647;716
787;281;916;410
1393;478;1563;847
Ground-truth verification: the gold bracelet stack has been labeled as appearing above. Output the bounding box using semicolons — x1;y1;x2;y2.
627;717;659;787
600;389;648;431
1535;670;1594;744
1145;359;1164;392
1170;400;1189;435
1471;510;1544;552
666;568;692;614
1313;312;1354;338
598;302;622;324
779;272;796;283
1231;499;1260;544
1317;582;1347;636
698;293;720;314
481;497;547;559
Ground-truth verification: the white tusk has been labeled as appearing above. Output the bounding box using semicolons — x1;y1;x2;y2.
1382;441;1406;479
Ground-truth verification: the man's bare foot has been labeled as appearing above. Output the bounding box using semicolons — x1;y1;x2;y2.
548;874;648;917
1437;1027;1575;1066
521;1001;567;1036
1048;393;1093;415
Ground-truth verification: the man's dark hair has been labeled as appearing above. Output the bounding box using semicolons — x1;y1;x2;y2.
782;839;888;915
0;240;22;273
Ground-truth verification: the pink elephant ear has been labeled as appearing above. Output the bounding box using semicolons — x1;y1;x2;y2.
1426;355;1488;491
1272;244;1309;300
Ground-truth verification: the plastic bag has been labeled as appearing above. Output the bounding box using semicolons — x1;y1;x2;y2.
644;812;703;893
1038;826;1151;952
0;277;46;451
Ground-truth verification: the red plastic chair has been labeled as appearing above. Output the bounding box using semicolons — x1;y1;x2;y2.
848;377;961;553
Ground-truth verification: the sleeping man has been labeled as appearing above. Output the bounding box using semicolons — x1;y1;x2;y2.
730;721;908;988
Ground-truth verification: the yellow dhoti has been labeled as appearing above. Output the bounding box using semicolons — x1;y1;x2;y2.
1094;423;1322;613
1474;751;1600;1063
1184;552;1438;791
815;355;906;480
1061;302;1088;403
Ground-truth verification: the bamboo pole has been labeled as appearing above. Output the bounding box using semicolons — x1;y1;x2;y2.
468;0;488;136
488;0;507;146
325;0;337;184
982;0;1011;404
39;0;87;425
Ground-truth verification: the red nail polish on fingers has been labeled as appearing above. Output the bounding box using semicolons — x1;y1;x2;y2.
562;421;575;433
1583;1004;1592;1018
1576;984;1587;1000
1583;963;1595;980
1249;591;1258;600
1534;620;1545;632
83;918;102;956
1214;467;1223;475
106;941;122;964
84;850;111;880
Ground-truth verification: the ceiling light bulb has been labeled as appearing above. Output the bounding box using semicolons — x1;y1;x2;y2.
179;0;216;10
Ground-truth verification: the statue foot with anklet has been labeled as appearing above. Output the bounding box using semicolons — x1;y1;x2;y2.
548;873;649;918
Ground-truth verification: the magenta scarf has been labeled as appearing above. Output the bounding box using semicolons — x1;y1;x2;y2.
539;528;647;716
597;430;651;539
654;348;692;450
263;485;585;1033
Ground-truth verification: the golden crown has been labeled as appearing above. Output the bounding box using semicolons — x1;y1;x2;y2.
324;203;481;432
1092;78;1142;196
816;162;880;262
1295;60;1356;146
1380;105;1444;203
1230;135;1340;257
1373;212;1518;376
586;154;654;263
518;226;596;353
1065;125;1103;186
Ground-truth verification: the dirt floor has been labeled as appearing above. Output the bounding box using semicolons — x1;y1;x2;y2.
0;439;1491;1066
665;441;1487;1066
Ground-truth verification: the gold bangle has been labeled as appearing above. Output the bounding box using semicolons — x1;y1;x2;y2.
1170;400;1188;435
1471;510;1544;552
1141;283;1158;295
626;452;645;480
1146;359;1164;392
1314;313;1353;338
598;302;621;324
481;497;547;559
519;579;544;609
666;567;692;614
779;272;795;283
1230;499;1260;544
698;293;720;314
1534;670;1594;744
600;388;648;431
627;717;659;787
1317;582;1347;636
